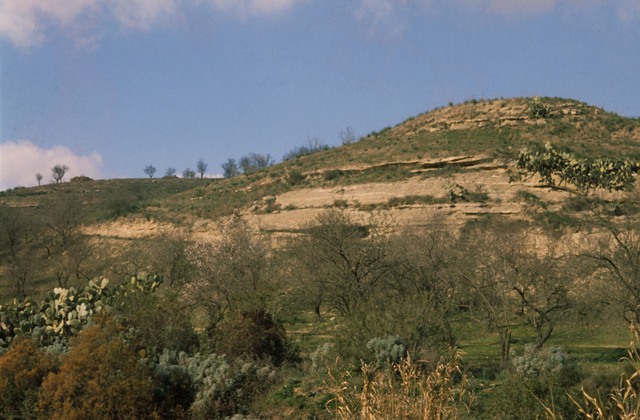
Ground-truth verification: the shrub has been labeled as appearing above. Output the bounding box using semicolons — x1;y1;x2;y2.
282;140;331;161
38;317;157;419
186;352;276;419
333;199;349;208
512;344;576;382
151;350;195;419
213;308;300;367
69;176;93;183
287;169;306;186
0;339;57;418
366;335;407;368
485;345;580;419
310;343;335;372
529;96;553;119
323;169;343;181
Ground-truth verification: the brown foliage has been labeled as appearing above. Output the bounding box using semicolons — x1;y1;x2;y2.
37;317;157;420
0;339;57;418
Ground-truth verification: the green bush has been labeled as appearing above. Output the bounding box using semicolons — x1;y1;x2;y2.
186;352;275;419
323;169;343;181
287;170;306;186
213;308;300;367
366;335;407;367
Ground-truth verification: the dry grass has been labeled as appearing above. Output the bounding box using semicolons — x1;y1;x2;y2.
568;328;640;419
327;349;471;419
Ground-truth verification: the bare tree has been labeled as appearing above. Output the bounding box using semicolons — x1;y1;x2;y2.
340;127;358;145
196;159;208;179
186;216;270;331
0;205;44;297
35;172;43;186
52;164;69;183
239;153;274;174
459;219;570;365
387;227;461;347
584;219;640;327
293;209;391;317
222;158;240;178
164;167;177;177
143;165;156;178
182;168;196;179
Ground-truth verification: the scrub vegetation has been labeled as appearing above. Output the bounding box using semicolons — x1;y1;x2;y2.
2;97;640;418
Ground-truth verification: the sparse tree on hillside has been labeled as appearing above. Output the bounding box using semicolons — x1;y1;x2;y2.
459;219;571;365
293;209;391;317
182;168;196;179
340;127;358;145
250;153;274;170
44;199;92;287
585;219;640;327
222;158;240;178
52;164;69;183
35;172;43;186
239;153;274;174
387;227;461;347
165;167;176;177
0;205;44;297
144;165;156;178
186;216;271;332
197;159;208;179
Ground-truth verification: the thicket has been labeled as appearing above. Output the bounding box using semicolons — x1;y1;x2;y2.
2;208;640;417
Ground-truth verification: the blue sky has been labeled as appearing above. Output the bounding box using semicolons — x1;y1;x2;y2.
1;0;639;190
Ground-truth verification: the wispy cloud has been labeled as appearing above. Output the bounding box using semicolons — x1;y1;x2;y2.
0;141;104;191
0;0;305;48
616;0;640;23
1;0;636;48
486;0;557;19
109;0;178;30
0;0;97;47
352;0;640;40
353;0;412;39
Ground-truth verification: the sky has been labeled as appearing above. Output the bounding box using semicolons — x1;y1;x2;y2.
1;0;639;190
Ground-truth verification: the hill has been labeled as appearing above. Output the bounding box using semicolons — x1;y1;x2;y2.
2;96;640;273
3;96;640;418
10;97;638;234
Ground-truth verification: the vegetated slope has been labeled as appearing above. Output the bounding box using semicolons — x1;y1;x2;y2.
2;97;640;242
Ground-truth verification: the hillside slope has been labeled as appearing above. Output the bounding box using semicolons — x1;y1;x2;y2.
2;97;640;244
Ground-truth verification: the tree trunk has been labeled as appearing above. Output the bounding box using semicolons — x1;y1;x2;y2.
500;327;512;368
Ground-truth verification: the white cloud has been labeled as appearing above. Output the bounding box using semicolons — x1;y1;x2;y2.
486;0;557;18
0;140;104;191
0;0;306;47
353;0;410;39
108;0;177;30
205;0;304;16
0;0;97;47
616;0;640;23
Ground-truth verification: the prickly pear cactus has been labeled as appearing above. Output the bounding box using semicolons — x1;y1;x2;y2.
0;274;162;350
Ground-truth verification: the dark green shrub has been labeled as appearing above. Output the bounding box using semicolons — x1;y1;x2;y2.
323;169;343;181
214;308;300;366
287;170;306;186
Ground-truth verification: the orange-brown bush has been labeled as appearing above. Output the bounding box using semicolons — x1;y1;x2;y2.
0;339;57;418
37;317;157;419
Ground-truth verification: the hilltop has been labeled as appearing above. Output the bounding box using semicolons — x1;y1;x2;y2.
2;96;640;245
